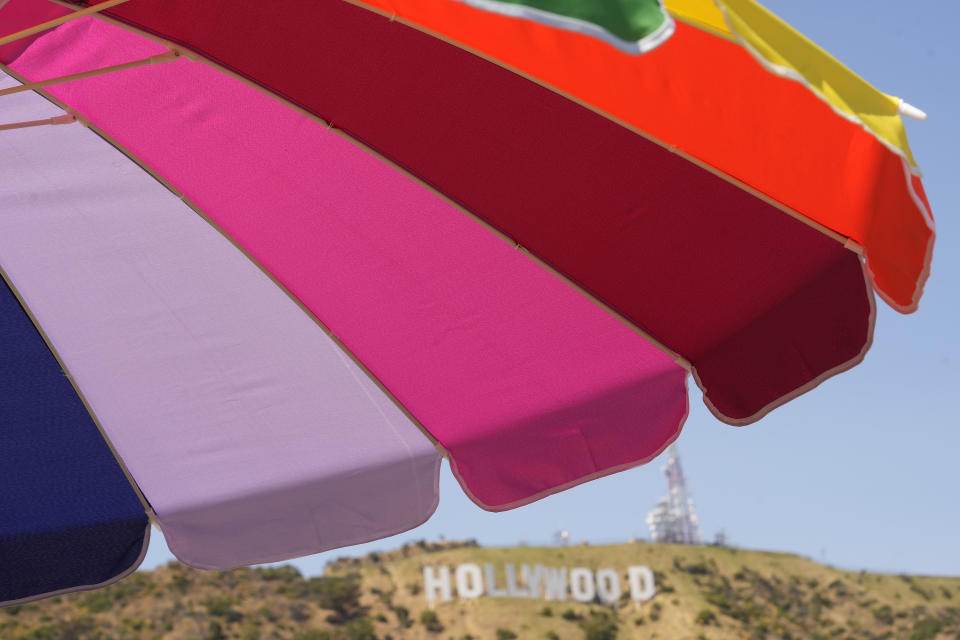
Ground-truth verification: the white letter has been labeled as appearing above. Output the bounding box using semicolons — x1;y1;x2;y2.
628;566;655;601
423;566;452;604
484;563;508;597
595;569;621;604
455;563;484;599
569;568;595;603
505;563;530;598
521;565;540;598
537;566;568;601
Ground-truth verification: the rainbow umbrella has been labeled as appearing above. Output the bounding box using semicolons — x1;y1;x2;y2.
0;0;934;604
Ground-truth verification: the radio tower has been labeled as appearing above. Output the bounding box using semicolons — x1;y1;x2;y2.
646;445;702;545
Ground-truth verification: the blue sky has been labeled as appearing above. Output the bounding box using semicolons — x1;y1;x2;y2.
141;0;960;577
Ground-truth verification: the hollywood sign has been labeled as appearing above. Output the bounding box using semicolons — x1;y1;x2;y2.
422;563;655;604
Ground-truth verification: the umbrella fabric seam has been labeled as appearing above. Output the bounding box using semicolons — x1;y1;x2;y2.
666;7;733;41
860;158;935;315
713;1;921;176
0;260;157;523
329;341;439;519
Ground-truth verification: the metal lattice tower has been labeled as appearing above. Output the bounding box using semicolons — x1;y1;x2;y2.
646;445;702;545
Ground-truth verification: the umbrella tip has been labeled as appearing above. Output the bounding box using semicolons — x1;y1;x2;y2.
898;99;927;121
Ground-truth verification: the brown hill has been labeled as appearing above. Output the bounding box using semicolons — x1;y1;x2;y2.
2;540;959;640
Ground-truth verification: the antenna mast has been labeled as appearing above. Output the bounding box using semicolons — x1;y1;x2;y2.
646;445;702;545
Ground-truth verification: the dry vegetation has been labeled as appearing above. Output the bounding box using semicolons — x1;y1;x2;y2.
3;540;959;640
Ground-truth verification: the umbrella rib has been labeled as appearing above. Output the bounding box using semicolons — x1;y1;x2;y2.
0;50;179;98
0;264;159;526
0;113;76;131
0;0;131;47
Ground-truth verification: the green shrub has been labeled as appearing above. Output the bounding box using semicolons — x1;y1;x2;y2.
495;629;518;640
240;617;261;640
123;617;149;631
540;606;554;617
18;627;58;640
204;595;242;622
561;609;582;621
168;573;191;593
873;605;894;625
290;631;332;640
79;591;114;613
420;609;443;633
256;566;301;582
289;602;311;622
909;618;943;640
393;606;412;628
19;617;97;640
695;609;717;625
545;632;560;640
910;584;933;601
812;592;834;609
206;620;227;640
256;605;279;622
683;562;711;575
310;575;363;619
344;617;377;640
580;612;618;640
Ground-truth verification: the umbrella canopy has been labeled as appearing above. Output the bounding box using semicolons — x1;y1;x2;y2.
0;0;935;605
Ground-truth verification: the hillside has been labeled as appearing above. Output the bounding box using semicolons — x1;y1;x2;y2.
3;540;959;640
